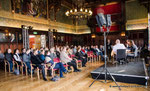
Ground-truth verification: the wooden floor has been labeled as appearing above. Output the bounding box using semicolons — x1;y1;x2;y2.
0;61;149;91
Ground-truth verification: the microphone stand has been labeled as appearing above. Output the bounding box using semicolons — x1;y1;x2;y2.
89;27;121;90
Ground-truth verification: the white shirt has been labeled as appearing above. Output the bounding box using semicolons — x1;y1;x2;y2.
13;53;21;62
96;48;100;52
112;43;126;54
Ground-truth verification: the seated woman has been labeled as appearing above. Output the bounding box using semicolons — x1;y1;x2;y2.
5;49;13;72
60;47;81;72
75;47;87;67
22;49;31;74
45;50;67;78
13;49;22;66
127;40;138;57
56;47;61;59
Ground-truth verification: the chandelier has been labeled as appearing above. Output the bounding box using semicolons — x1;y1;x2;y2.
65;0;93;19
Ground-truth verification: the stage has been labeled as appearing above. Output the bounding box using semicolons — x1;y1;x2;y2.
91;60;149;85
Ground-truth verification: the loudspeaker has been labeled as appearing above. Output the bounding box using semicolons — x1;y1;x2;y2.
96;13;106;27
105;14;112;27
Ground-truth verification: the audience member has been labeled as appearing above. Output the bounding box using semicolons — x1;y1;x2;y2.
13;49;22;66
60;47;81;72
22;49;31;74
31;50;47;81
75;47;87;67
38;50;45;62
5;49;13;72
45;50;67;78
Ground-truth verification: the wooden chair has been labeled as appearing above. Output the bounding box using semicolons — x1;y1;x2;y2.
30;63;40;79
69;55;82;68
87;52;92;62
22;62;28;76
45;58;60;78
4;59;17;73
73;58;82;68
4;60;10;73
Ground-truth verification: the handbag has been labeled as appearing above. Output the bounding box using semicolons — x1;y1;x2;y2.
50;76;60;81
14;69;20;75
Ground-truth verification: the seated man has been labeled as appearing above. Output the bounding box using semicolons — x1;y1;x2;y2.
60;47;81;72
95;45;104;61
111;39;126;63
45;50;68;78
50;47;57;59
22;49;31;74
5;49;13;72
31;50;47;81
38;50;45;62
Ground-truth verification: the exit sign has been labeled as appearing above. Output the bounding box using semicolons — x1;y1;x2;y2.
33;32;37;34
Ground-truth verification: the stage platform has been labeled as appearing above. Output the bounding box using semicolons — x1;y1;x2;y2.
91;61;149;85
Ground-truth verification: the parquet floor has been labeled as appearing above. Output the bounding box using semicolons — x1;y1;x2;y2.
0;61;149;91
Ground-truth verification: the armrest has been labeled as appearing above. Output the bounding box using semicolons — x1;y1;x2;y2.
13;61;18;65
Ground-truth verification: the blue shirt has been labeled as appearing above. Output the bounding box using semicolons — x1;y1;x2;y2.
39;54;45;62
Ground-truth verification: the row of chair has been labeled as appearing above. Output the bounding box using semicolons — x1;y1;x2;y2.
4;53;100;79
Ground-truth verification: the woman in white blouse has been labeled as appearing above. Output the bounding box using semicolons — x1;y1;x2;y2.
13;49;22;65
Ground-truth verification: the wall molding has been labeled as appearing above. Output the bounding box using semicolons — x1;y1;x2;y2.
0;10;91;34
126;18;148;30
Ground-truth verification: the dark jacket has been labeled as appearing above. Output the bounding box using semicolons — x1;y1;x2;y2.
31;54;44;65
75;51;84;59
106;42;112;52
56;51;60;58
5;53;13;61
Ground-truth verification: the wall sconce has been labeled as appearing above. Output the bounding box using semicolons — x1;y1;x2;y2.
53;35;56;39
121;32;125;37
91;34;96;38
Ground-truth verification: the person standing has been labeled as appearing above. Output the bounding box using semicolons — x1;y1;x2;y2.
107;39;112;59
